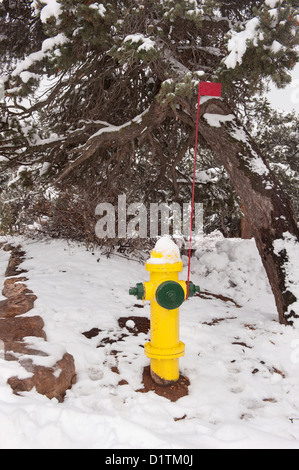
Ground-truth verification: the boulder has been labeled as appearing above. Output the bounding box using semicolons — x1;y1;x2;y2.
5;246;27;277
2;277;32;298
7;353;76;403
0;293;37;318
0;316;46;342
3;340;49;360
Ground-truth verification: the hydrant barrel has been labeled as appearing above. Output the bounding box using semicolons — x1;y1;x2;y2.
129;237;200;386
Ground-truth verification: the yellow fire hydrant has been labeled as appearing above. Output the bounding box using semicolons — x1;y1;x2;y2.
129;237;200;386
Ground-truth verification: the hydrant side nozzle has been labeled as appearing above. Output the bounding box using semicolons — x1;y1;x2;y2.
129;287;137;296
188;281;200;298
129;282;145;300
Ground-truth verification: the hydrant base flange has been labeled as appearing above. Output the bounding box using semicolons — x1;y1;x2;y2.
145;341;185;385
144;341;185;360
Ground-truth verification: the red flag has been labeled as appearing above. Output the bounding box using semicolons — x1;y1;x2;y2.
199;82;222;97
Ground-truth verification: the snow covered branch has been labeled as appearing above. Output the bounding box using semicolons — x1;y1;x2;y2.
55;101;169;183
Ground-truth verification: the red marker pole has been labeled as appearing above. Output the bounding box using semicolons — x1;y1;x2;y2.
186;82;222;298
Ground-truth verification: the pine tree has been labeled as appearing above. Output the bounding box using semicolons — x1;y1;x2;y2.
0;0;298;324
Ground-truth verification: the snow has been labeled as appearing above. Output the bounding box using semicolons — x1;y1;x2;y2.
224;18;260;69
8;166;27;187
19;72;39;84
203;113;235;128
223;0;287;70
124;34;155;53
268;8;279;25
195;169;219;184
0;234;299;449
146;236;182;264
245;156;270;176
126;320;135;330
89;109;149;140
274;232;299;319
36;0;62;24
229;126;248;143
270;40;285;54
89;3;106;17
265;0;280;7
11;34;69;78
39;162;51;177
203;112;270;178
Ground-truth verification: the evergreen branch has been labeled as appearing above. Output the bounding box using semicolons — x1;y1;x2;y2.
54;101;169;183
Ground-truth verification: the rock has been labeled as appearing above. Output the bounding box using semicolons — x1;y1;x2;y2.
3;340;49;361
0;293;37;318
2;277;31;298
5;246;27;277
2;243;14;252
7;353;76;402
0;243;76;402
0;316;46;342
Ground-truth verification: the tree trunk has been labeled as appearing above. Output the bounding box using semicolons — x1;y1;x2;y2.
240;205;253;239
198;99;299;325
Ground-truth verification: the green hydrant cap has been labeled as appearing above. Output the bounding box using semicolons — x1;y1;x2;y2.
155;281;185;310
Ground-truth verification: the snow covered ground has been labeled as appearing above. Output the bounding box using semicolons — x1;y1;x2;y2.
0;233;299;449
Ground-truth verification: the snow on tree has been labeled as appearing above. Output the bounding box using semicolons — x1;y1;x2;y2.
0;0;299;324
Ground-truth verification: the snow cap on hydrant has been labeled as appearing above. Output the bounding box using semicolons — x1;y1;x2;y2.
129;236;200;386
146;236;182;265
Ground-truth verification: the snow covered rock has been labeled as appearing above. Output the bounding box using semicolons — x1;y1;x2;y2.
7;352;76;403
0;243;76;402
0;294;37;318
2;277;32;298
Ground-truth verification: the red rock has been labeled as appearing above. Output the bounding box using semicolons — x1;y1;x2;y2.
0;243;76;402
5;246;27;277
2;277;31;298
0;294;37;318
0;316;46;342
7;353;77;402
4;340;48;361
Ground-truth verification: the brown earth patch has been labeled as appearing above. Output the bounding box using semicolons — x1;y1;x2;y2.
137;366;190;402
195;290;241;308
118;316;150;335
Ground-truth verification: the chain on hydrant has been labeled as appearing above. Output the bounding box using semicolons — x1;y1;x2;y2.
129;237;200;386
